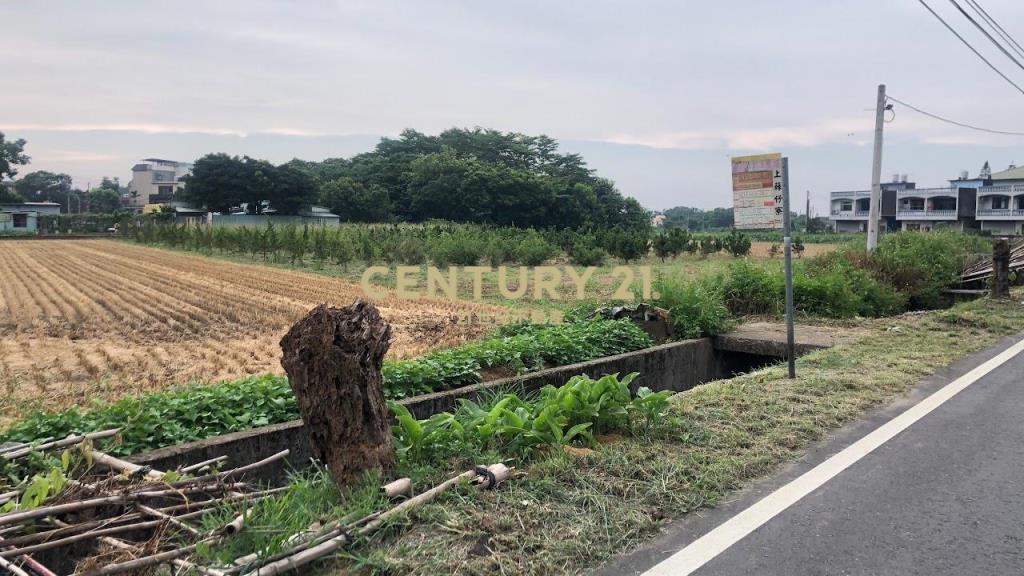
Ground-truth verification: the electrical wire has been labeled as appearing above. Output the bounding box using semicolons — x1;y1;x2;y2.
963;0;1024;62
916;0;1024;96
947;0;1024;73
887;94;1024;136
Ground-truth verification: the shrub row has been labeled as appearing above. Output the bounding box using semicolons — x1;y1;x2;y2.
703;231;988;320
123;220;767;267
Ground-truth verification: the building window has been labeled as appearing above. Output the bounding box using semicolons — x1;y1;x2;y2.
992;196;1009;209
12;214;27;228
840;200;853;211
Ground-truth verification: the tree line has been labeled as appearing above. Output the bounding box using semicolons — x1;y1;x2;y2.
659;204;830;233
182;128;650;230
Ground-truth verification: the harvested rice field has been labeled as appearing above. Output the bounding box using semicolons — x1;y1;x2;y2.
0;240;500;423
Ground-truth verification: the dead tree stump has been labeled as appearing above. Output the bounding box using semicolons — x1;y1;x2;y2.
993;238;1011;298
279;300;395;486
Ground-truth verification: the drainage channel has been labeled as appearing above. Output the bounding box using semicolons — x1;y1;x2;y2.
130;333;829;484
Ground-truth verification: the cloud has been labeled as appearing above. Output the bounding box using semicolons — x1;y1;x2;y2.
601;117;874;151
31;149;122;163
2;123;249;137
602;131;722;150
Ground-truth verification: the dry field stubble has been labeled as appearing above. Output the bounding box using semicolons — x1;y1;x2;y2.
0;240;501;424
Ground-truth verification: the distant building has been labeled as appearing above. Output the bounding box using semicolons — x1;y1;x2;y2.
0;201;61;233
829;176;913;233
975;164;1024;234
127;158;193;209
828;163;1024;234
651;213;666;227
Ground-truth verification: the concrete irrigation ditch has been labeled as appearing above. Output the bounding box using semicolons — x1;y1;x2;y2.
130;325;834;483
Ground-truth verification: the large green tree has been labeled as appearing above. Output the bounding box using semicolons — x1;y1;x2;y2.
181;153;319;215
319;177;391;222
268;163;317;215
15;171;73;204
179;154;248;212
88;187;121;213
298;127;649;230
0;132;30;180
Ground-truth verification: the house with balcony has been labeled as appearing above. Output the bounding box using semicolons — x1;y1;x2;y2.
127;158;193;210
829;179;909;232
975;164;1024;234
895;187;976;232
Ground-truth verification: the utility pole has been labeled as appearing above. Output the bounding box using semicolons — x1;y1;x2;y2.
867;84;886;251
805;190;811;233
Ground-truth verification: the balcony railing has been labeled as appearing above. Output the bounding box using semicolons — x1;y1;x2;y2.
978;184;1024;197
976;208;1024;218
895;208;957;220
896;187;956;198
830;210;870;219
830;190;869;199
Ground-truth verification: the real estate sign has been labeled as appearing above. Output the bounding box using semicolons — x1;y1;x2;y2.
732;153;784;229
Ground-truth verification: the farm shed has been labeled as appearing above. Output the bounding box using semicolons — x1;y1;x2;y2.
0;209;37;232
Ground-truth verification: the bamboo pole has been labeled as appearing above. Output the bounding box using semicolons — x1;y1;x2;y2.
137;504;201;536
0;482;245;526
181;450;290;485
181;455;229;474
382;477;412;499
0;554;30;576
0;505;217;558
1;429;119;460
90;449;164;480
240;464;511;576
0;534;54;576
74;539;212;576
92;535;227;576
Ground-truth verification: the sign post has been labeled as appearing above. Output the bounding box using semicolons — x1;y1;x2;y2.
780;158;795;378
732;153;795;378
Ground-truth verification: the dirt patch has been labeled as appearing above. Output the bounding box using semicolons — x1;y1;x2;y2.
479;366;519;381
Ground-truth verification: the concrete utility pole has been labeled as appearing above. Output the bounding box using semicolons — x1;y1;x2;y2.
867;84;886;251
805;190;811;233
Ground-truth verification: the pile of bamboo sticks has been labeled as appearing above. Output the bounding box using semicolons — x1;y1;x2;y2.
959;239;1024;284
1;431;513;575
1;430;290;575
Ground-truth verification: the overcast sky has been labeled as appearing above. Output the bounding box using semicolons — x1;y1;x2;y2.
2;0;1023;211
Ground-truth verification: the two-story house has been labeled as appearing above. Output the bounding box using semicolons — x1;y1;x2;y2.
974;164;1024;234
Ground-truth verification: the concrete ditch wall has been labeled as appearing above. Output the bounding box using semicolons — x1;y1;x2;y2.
130;337;804;483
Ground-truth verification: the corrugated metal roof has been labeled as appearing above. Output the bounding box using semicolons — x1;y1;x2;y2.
992;165;1024;181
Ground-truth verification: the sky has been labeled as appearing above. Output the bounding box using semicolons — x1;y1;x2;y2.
2;0;1023;213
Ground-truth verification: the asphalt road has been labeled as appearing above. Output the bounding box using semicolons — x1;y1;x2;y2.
599;336;1024;576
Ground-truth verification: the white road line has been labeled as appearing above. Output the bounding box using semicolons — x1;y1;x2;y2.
642;336;1024;576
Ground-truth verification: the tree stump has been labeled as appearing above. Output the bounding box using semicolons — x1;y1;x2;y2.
993;238;1011;298
279;300;395;486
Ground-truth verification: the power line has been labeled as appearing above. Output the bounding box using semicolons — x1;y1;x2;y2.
887;94;1024;136
947;0;1024;73
963;0;1024;62
916;0;1024;97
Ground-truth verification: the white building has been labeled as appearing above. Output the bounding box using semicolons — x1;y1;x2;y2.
975;164;1024;234
126;158;193;209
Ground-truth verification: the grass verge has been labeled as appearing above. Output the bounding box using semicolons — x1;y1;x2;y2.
302;293;1024;575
